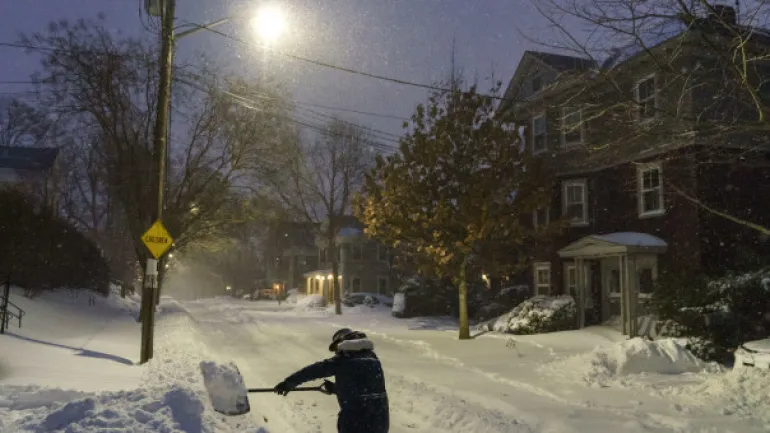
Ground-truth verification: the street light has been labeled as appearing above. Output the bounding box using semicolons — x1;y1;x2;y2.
251;3;287;43
175;3;288;43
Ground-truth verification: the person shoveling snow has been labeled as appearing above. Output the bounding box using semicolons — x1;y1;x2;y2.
273;328;390;433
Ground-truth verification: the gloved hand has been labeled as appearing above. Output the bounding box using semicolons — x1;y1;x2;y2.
274;381;291;396
320;379;336;395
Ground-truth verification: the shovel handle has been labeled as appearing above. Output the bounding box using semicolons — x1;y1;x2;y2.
248;386;323;393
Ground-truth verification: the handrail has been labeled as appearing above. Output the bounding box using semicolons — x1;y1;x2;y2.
0;294;25;328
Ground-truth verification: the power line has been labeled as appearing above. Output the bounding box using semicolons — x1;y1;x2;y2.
0;77;410;121
0;33;509;101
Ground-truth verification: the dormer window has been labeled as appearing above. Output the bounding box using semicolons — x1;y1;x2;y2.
635;74;657;122
532;114;547;154
532;75;543;92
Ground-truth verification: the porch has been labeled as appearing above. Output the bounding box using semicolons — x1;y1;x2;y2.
557;232;668;337
302;269;341;303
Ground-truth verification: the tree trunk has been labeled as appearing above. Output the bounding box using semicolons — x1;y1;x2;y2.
330;238;342;315
458;260;471;340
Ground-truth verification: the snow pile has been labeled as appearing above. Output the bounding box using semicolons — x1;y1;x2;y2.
0;297;264;432
488;295;576;334
0;384;209;432
294;294;325;311
542;338;723;387
666;367;770;423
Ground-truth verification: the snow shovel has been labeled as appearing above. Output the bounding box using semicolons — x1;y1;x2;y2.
200;361;324;416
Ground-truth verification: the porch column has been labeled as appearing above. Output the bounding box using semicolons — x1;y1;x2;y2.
575;258;586;329
618;254;627;336
306;277;311;295
626;255;639;337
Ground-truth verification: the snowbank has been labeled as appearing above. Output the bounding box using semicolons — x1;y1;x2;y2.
666;367;770;423
295;294;325;311
542;338;723;387
488;295;576;334
0;296;264;432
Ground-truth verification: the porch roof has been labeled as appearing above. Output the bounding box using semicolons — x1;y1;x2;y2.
557;232;668;259
303;268;333;278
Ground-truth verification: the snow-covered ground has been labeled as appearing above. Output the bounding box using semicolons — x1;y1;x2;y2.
185;297;770;432
2;289;770;432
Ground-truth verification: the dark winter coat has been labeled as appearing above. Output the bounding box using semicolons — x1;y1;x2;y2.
282;338;389;433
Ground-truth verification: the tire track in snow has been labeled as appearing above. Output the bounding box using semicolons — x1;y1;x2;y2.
188;304;539;433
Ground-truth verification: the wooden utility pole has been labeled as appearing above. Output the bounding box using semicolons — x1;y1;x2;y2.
140;0;176;364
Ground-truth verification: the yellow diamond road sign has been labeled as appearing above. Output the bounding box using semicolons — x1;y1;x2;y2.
141;220;173;259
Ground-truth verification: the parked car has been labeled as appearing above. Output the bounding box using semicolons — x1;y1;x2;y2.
734;338;770;368
343;292;393;308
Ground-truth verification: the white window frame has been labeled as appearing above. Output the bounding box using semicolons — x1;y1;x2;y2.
564;263;577;296
377;244;388;262
377;277;388;294
561;106;584;148
561;179;588;226
637;162;665;218
532;206;550;229
532;113;547;154
635;73;657;122
533;262;551;295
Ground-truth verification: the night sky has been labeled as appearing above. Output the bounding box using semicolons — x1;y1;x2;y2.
0;0;568;144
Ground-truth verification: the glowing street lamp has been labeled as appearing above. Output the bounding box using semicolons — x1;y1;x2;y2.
251;3;287;44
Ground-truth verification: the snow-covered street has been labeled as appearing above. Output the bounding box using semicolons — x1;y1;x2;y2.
3;290;770;432
183;297;769;433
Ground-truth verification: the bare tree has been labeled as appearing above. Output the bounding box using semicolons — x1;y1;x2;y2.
0;98;59;148
526;0;770;234
260;118;376;314
20;17;293;293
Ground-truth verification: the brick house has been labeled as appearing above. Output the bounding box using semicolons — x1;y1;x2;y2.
498;6;770;336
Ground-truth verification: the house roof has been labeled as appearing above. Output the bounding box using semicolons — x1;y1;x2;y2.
0;146;59;171
527;51;596;72
498;51;596;114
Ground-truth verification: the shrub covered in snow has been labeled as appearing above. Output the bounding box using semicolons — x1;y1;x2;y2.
487;295;576;335
0;189;110;294
295;294;326;310
475;285;531;321
650;268;770;363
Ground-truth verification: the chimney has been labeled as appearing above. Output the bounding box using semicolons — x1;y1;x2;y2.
709;4;737;26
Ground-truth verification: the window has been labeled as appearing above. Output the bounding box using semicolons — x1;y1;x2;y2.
638;269;654;295
377;277;388;294
561;107;583;147
351;277;362;292
532;114;547;154
532;206;550;228
564;263;577;297
608;269;620;295
638;162;664;217
377;244;388;262
532;75;542;93
320;248;326;263
562;179;588;225
533;262;551;295
351;244;362;261
636;75;657;121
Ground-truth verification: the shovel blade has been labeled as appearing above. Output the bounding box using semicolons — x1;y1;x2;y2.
200;361;251;416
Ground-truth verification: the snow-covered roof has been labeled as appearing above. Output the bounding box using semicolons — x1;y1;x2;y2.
590;232;668;248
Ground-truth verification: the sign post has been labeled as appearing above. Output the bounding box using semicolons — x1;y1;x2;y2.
139;220;174;364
